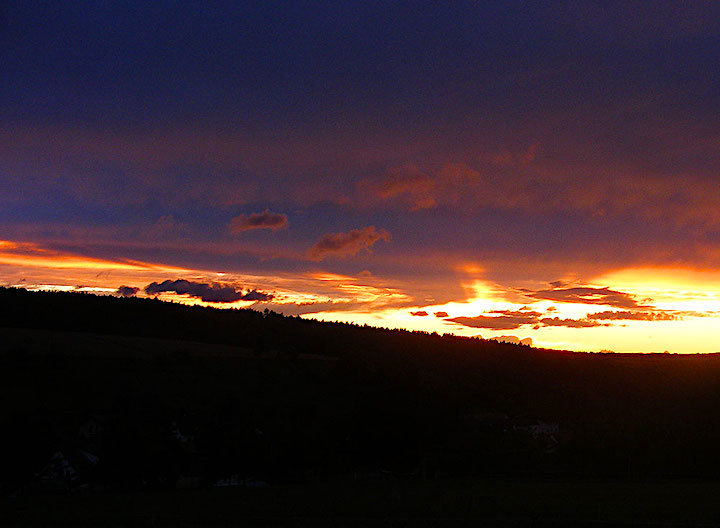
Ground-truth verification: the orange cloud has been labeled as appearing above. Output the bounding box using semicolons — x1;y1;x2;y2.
0;240;184;272
307;226;390;261
587;310;678;321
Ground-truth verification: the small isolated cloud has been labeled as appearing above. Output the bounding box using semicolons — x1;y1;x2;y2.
490;335;533;346
433;311;449;318
410;310;429;316
144;279;273;303
307;226;390;260
586;310;678;321
529;286;647;309
116;285;139;297
539;317;602;328
229;210;288;233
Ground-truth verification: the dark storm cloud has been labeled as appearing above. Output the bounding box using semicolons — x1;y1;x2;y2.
116;285;139;297
307;226;390;261
229;210;288;233
144;279;273;303
528;287;647;309
587;310;678;321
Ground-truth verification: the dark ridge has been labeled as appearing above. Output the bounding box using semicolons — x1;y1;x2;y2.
0;286;544;358
3;286;720;501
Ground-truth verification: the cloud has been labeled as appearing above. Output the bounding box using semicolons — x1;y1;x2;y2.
307;226;390;260
229;210;289;233
360;163;484;211
433;311;448;318
587;310;678;321
116;285;139;297
144;279;273;303
489;309;543;317
490;335;533;346
410;310;429;316
359;165;438;210
238;289;274;302
449;311;605;330
528;286;648;309
447;313;540;330
538;317;603;328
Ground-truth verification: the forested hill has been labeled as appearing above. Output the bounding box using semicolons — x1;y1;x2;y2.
4;286;720;489
0;286;540;359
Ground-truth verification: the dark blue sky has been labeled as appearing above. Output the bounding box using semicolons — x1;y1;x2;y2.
2;1;720;310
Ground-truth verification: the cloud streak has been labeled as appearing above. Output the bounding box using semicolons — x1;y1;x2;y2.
528;286;648;309
229;210;289;233
449;311;607;330
538;317;602;328
587;310;678;321
307;226;390;261
447;313;540;330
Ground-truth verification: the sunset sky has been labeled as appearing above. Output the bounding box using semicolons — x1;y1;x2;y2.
2;2;720;352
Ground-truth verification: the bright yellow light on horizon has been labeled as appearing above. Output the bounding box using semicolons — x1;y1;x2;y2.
4;237;720;354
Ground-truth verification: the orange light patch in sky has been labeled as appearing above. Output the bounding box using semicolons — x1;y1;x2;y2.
594;267;720;312
0;239;187;272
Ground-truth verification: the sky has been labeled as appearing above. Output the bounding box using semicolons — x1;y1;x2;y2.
2;1;720;352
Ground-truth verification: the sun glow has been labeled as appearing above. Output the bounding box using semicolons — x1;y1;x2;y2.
4;237;720;354
594;267;720;312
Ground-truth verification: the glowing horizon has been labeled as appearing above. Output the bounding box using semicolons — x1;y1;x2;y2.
4;4;720;354
2;238;719;353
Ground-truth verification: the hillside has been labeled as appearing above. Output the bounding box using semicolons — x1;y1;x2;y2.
3;287;720;498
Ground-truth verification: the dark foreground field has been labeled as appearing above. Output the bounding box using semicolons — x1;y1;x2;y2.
3;288;720;525
5;477;720;527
